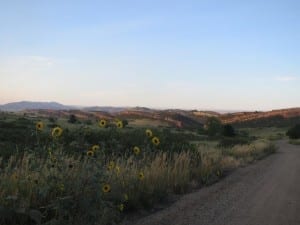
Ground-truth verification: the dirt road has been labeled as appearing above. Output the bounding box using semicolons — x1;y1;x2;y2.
123;140;300;225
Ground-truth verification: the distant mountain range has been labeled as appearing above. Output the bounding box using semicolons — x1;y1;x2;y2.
0;101;128;113
0;101;73;111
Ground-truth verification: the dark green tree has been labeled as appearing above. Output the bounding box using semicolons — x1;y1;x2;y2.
48;117;57;123
205;117;222;137
122;119;129;128
286;124;300;139
222;124;236;137
68;114;77;124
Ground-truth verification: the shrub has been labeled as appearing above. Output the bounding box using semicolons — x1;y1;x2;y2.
49;117;57;123
289;139;300;145
122;119;129;128
68;114;78;124
286;124;300;139
205;117;222;137
222;124;236;137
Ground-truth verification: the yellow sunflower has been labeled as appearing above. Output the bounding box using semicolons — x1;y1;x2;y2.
51;127;63;138
107;161;115;171
133;146;141;155
145;129;153;138
36;121;44;131
99;119;107;128
91;145;100;152
116;120;123;128
87;150;94;157
102;184;111;193
138;171;145;181
152;137;160;146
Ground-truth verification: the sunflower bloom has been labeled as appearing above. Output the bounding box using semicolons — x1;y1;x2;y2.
107;161;115;171
102;184;111;193
99;119;107;128
116;120;123;128
92;145;100;152
36;121;44;131
87;150;94;157
138;171;145;181
51;127;63;138
152;137;160;146
118;203;125;212
133;146;141;155
145;129;153;138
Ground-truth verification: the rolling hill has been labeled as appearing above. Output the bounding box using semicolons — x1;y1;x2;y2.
1;101;299;128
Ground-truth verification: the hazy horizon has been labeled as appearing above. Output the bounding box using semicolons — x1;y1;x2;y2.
1;1;299;111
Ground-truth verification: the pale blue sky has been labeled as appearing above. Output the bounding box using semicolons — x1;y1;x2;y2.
0;0;299;110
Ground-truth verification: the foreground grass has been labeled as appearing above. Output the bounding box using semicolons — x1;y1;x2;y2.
0;114;277;224
0;138;275;225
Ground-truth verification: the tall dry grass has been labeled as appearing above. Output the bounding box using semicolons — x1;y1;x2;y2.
0;139;276;225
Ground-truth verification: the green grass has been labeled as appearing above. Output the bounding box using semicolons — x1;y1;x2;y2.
239;127;287;140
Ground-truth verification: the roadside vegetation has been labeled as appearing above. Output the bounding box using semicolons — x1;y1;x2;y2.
0;113;277;225
286;124;300;145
